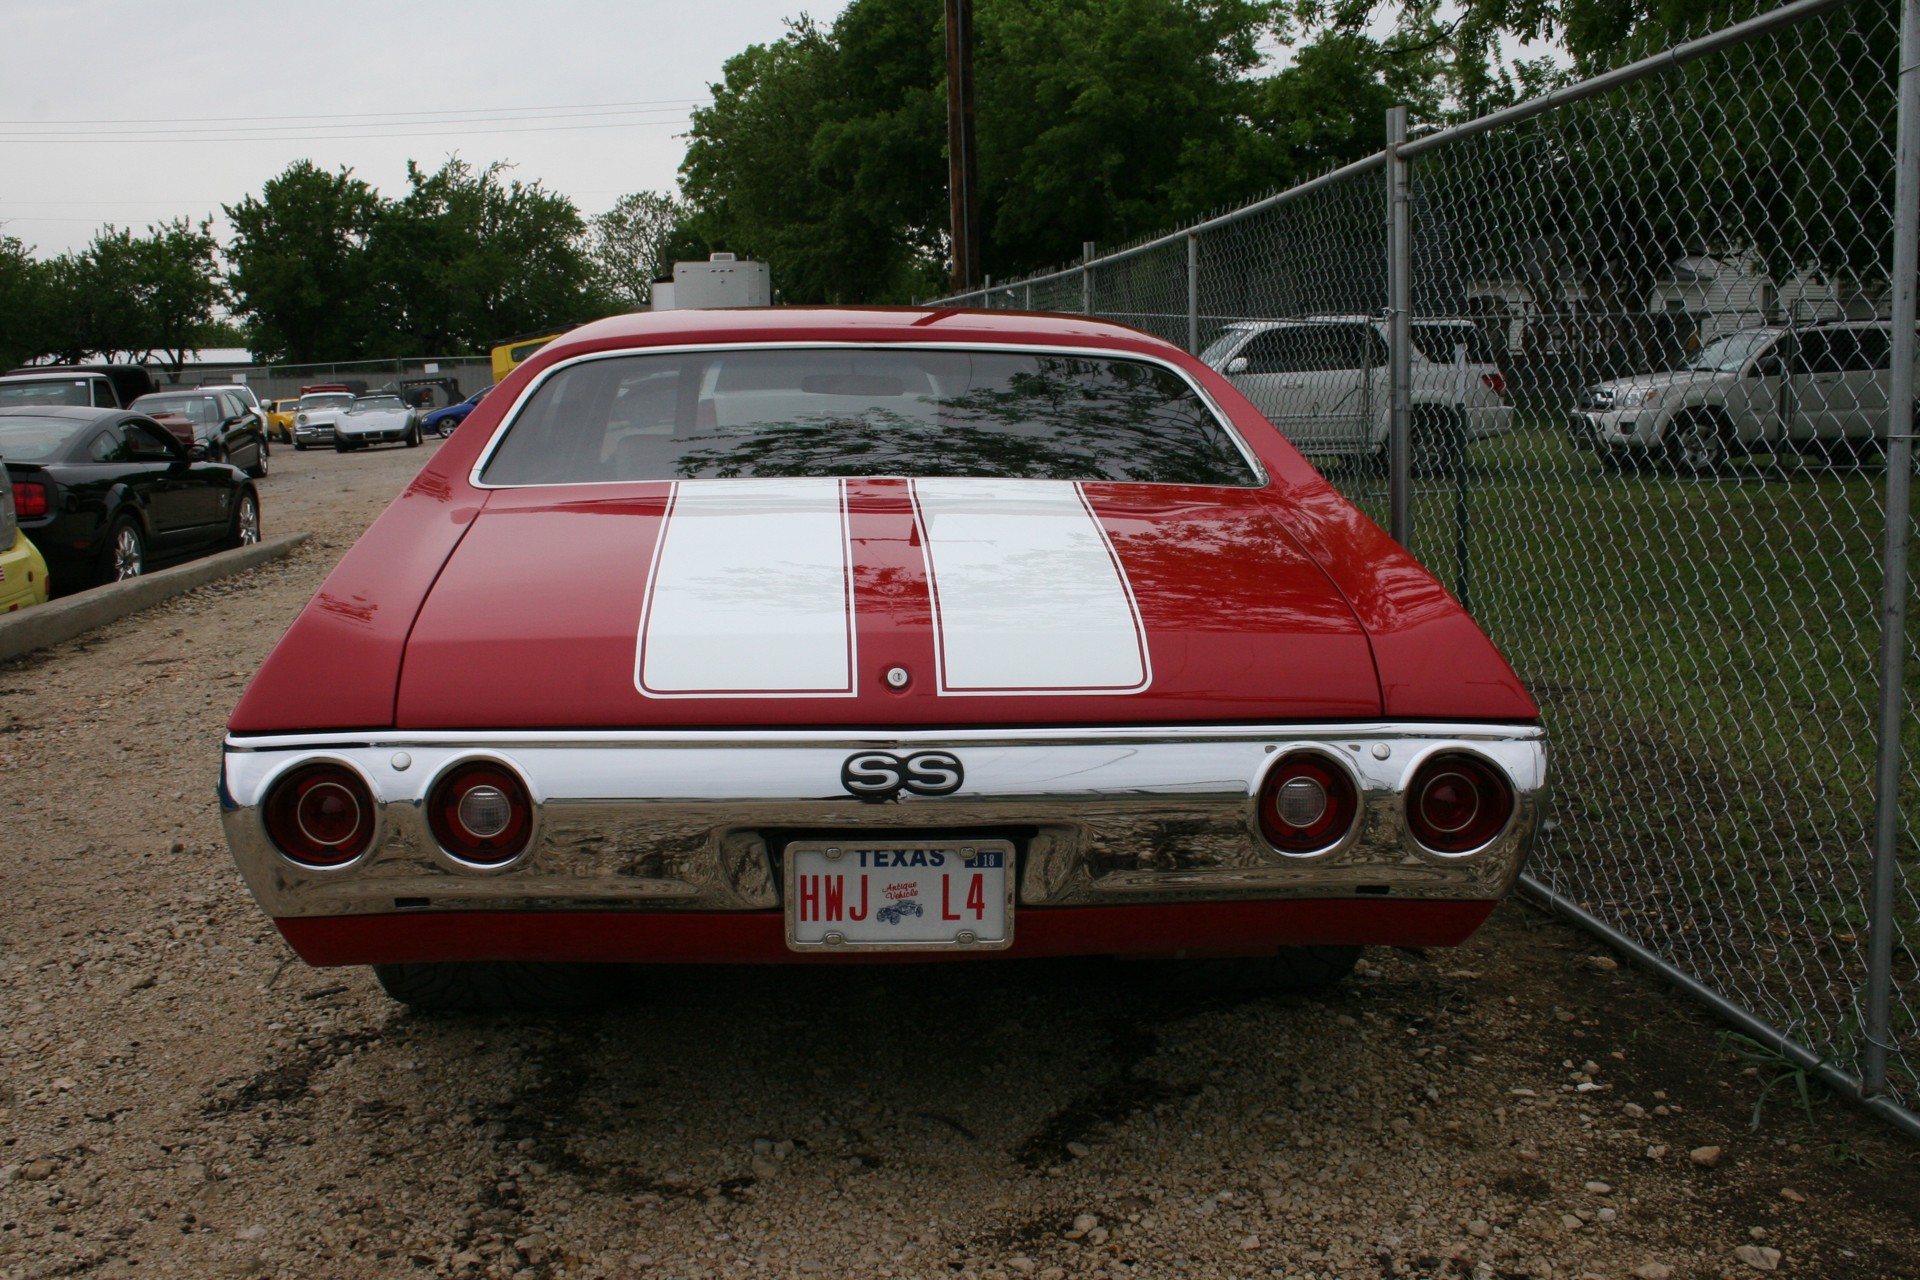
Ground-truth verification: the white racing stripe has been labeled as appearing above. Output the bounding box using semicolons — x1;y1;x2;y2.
912;478;1151;695
637;478;857;697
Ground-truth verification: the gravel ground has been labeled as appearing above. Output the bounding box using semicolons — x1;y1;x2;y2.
2;439;1916;1280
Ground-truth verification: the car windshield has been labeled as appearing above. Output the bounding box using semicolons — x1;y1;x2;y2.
351;396;403;413
300;394;352;410
0;414;87;461
0;379;94;408
480;347;1259;487
132;393;223;424
1199;330;1249;364
1682;329;1780;373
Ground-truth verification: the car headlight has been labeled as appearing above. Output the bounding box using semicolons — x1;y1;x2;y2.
296;414;307;425
1587;388;1615;409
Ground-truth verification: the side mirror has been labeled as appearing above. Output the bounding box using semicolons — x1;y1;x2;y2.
1224;356;1249;375
187;442;210;459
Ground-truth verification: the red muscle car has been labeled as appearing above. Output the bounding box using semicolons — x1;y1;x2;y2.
220;308;1545;1010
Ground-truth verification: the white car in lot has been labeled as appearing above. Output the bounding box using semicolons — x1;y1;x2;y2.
1573;320;1918;473
332;393;422;452
291;391;355;449
1201;316;1512;473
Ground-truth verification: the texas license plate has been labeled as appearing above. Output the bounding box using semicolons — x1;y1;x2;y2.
785;840;1014;952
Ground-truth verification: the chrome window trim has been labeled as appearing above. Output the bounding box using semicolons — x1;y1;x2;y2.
465;340;1270;491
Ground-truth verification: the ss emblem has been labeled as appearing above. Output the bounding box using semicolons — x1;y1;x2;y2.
840;750;964;802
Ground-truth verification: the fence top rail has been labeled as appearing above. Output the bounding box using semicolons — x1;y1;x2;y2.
935;150;1389;305
1397;0;1858;157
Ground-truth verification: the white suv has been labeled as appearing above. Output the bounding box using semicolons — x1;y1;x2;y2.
1201;316;1513;473
1574;320;1918;472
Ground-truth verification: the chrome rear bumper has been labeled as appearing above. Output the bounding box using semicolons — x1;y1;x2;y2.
221;722;1546;919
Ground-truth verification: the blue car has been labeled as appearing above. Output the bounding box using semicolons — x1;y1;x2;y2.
421;385;492;437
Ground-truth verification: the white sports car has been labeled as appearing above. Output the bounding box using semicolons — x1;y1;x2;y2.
332;394;423;452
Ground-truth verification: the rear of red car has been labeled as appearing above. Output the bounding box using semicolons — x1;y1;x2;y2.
221;309;1543;1006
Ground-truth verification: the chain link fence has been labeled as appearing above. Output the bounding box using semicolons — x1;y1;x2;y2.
940;0;1919;1135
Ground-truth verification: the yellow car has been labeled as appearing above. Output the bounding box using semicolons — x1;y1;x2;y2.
264;397;301;443
0;530;50;613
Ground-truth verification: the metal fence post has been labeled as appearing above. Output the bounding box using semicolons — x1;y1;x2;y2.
1386;106;1412;546
1186;232;1200;354
1865;0;1920;1097
1082;240;1095;315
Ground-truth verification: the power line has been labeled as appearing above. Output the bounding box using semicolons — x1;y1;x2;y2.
5;105;701;138
0;97;710;127
0;119;697;144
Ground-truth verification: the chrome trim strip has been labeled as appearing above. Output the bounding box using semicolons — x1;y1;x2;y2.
221;722;1545;920
465;340;1270;491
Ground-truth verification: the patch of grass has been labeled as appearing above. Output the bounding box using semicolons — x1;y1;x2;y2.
1318;419;1920;1099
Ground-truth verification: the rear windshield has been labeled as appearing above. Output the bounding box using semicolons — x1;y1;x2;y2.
0;379;94;409
1410;322;1503;365
0;414;85;462
480;348;1257;486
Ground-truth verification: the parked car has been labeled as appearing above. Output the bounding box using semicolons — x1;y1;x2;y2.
0;406;260;591
219;308;1545;1011
263;398;299;443
421;385;492;436
1573;320;1920;473
129;389;269;478
333;394;422;451
1201;316;1512;474
291;389;357;449
0;470;51;611
199;382;269;435
0;364;158;410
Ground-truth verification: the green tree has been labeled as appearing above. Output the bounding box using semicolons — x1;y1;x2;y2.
587;191;691;309
370;158;602;351
224;161;383;362
0;236;49;369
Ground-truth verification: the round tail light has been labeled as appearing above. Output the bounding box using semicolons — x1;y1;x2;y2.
1257;752;1359;854
428;761;533;865
263;762;376;866
1406;752;1515;854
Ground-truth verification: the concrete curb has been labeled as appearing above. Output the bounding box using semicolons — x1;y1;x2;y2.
0;531;312;663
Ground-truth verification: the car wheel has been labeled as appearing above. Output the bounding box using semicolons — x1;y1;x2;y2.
98;518;145;585
370;961;634;1012
334;438;350;453
226;488;261;549
406;423;421;448
1144;944;1362;993
1662;412;1727;476
246;445;268;479
294;441;306;451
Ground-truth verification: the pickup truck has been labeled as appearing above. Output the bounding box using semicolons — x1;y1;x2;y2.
1572;320;1918;473
0;364;158;410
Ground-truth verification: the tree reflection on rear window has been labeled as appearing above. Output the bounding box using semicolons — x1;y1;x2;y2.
479;348;1260;487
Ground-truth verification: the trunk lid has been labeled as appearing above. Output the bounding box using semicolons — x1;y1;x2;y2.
394;477;1382;729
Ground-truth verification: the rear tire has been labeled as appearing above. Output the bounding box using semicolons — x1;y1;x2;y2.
371;961;633;1012
406;423;422;448
1148;945;1362;993
97;517;145;586
1410;411;1450;479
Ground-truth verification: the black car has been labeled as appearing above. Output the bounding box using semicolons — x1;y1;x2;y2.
128;389;270;479
0;407;261;592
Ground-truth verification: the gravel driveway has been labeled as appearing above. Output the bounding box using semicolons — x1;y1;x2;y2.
2;439;1915;1280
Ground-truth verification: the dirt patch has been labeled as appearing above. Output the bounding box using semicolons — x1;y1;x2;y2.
0;440;1915;1280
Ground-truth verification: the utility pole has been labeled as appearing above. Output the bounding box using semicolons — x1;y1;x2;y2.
945;0;981;294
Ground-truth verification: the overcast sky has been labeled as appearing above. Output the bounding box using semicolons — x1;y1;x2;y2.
0;0;851;259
